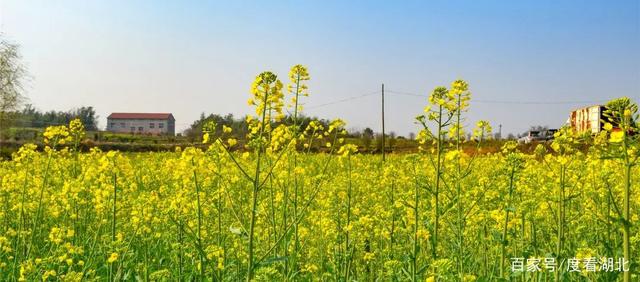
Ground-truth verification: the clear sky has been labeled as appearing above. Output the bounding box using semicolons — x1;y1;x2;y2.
1;0;638;136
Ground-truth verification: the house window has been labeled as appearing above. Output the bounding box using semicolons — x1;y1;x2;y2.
120;123;126;128
110;123;115;128
138;127;143;132
159;123;164;129
149;123;155;128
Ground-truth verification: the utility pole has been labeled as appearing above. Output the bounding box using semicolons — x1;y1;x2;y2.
381;83;386;162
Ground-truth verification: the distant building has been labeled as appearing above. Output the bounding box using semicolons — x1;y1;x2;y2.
107;113;175;135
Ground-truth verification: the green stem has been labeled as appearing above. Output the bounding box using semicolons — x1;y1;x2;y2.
344;155;353;281
555;165;565;282
28;150;53;258
432;105;443;261
110;167;117;282
455;93;464;281
246;83;271;281
193;163;205;280
412;170;420;282
500;167;515;278
622;137;632;282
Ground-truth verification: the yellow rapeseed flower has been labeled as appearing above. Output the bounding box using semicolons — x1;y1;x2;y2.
609;131;625;143
107;252;118;263
604;122;613;131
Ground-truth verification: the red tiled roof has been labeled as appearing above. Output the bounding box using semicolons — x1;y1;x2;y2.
107;113;174;120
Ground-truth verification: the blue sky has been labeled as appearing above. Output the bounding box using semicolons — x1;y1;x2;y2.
1;0;638;136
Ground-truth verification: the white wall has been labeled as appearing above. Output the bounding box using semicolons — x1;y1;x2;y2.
107;119;169;135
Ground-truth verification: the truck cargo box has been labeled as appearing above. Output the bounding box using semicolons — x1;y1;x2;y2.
569;105;605;134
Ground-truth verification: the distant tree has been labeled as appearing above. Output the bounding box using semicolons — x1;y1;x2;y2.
507;133;515;140
346;128;361;138
363;127;374;136
0;36;27;139
529;125;548;132
361;127;374;150
72;106;98;131
279;114;330;134
14;105;98;131
17;104;37;127
388;131;397;149
184;112;231;140
408;132;416;140
183;112;331;142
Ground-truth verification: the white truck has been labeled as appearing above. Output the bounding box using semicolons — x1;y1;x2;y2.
517;129;558;144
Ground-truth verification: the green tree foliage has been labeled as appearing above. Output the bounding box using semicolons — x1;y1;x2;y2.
14;104;99;131
185;112;330;142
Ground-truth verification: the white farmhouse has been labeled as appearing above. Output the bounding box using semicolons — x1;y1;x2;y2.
107;113;175;135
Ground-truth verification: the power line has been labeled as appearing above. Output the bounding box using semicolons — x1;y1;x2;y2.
385;89;637;105
0;91;381;127
384;90;426;98
305;90;380;110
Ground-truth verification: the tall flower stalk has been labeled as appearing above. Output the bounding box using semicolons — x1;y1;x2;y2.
449;79;470;280
499;141;524;278
599;97;638;282
417;86;454;264
245;71;283;281
29;124;71;257
286;65;309;277
535;127;578;282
